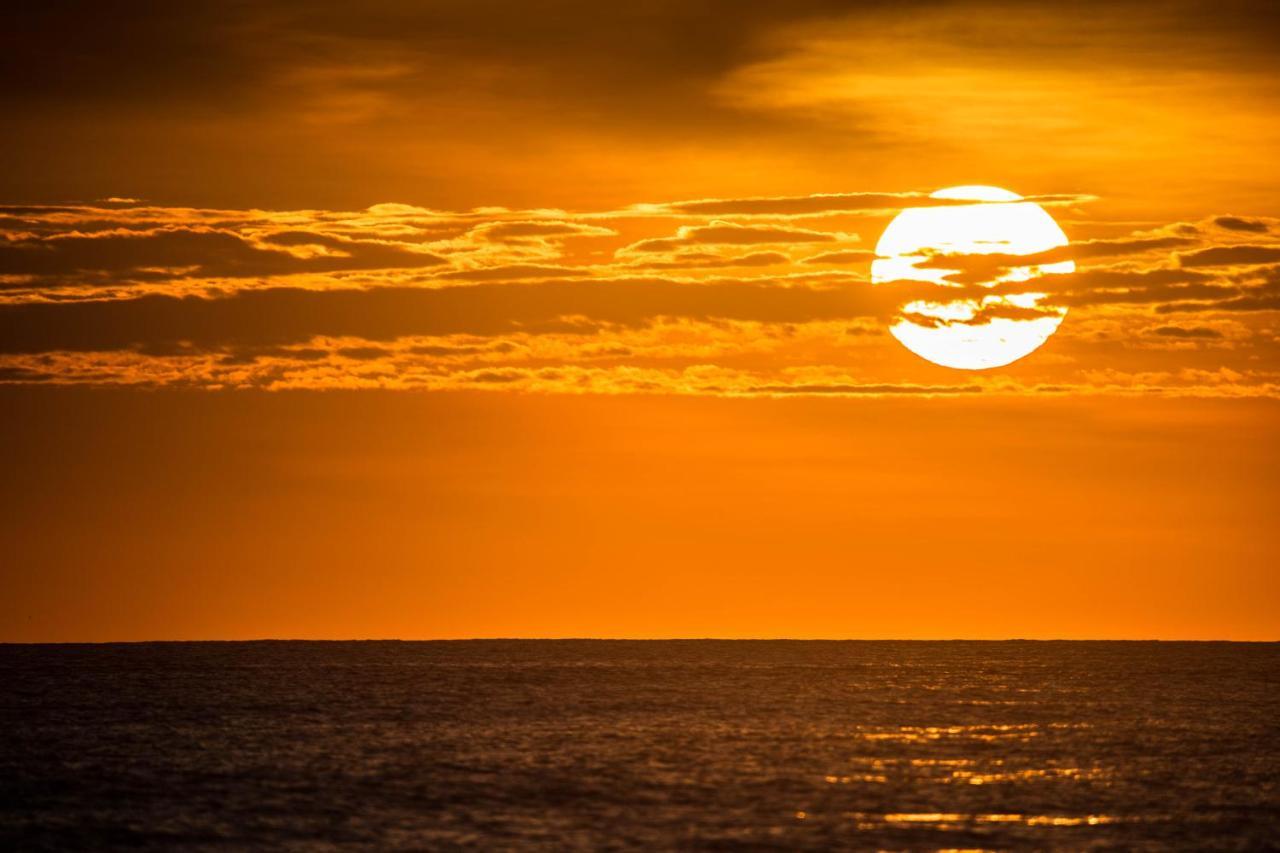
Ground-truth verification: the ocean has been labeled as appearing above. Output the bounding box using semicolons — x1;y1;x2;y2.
2;641;1277;850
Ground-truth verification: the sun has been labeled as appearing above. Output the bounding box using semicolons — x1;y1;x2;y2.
871;186;1073;370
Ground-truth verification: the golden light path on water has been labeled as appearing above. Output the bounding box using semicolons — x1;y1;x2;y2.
871;185;1074;369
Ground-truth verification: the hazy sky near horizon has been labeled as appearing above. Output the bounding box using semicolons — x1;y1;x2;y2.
1;0;1277;640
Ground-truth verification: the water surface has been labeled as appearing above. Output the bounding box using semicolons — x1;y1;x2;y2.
3;641;1277;849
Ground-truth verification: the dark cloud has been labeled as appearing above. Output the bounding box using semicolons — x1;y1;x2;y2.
667;192;1095;216
1156;295;1280;314
1072;236;1200;258
632;251;789;270
0;2;910;206
471;222;613;241
624;221;841;253
0;366;55;382
744;383;983;395
1053;268;1236;308
1179;245;1280;267
407;342;519;357
875;264;1240;311
3;0;1279;210
1149;326;1224;339
436;264;591;281
1157;295;1280;313
6;1;1279;113
801;250;879;265
1214;216;1270;233
468;370;528;384
913;236;1198;286
680;223;838;246
218;346;331;365
335;346;394;360
670;193;935;216
0;1;862;119
898;302;1062;329
0;280;898;355
1153;269;1280;313
260;231;356;249
0;227;446;281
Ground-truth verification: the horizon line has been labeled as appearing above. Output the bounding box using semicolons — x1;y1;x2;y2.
3;637;1278;645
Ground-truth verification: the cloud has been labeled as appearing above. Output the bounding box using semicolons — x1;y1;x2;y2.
742;383;983;396
910;235;1200;286
1149;325;1224;339
1214;216;1270;233
1179;245;1280;267
665;192;934;216
1157;294;1280;314
620;220;850;255
0;197;1274;395
687;223;845;245
0;279;901;355
1045;268;1239;308
801;250;879;265
662;192;1096;217
1071;236;1201;258
0;366;55;382
0;2;856;111
466;221;617;242
898;301;1064;329
1149;266;1280;313
0;226;447;281
334;345;394;360
435;264;592;281
630;251;790;270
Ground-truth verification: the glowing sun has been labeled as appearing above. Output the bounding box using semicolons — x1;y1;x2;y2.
871;185;1073;369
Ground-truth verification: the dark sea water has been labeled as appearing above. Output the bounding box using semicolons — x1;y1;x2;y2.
2;641;1278;851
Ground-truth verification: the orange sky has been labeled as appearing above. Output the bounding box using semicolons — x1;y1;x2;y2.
1;0;1277;640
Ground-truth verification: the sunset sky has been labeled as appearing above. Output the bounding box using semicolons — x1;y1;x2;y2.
2;0;1277;640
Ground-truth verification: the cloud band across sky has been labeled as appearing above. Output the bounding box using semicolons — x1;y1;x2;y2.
0;195;1277;397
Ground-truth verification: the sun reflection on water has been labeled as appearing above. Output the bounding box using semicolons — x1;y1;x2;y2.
839;812;1119;828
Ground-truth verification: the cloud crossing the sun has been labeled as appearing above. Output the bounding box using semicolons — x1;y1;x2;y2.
0;194;1277;397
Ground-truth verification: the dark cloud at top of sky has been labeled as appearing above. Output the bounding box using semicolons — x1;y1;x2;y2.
1;0;1278;212
0;0;857;109
4;1;1278;105
0;1;886;206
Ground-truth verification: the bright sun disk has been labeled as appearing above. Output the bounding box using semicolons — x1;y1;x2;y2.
871;185;1073;369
